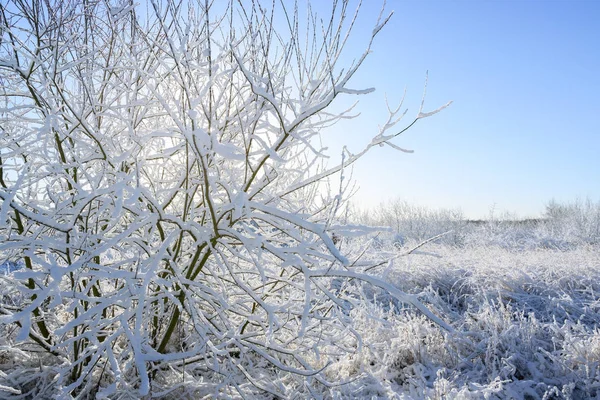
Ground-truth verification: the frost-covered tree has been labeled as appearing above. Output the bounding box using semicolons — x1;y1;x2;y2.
0;0;450;397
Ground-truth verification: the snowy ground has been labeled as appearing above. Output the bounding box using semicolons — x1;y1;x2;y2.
325;242;600;399
1;220;600;399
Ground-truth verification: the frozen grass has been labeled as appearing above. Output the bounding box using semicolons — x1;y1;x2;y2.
325;243;600;399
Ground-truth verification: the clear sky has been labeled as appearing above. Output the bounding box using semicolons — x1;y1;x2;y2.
318;0;600;219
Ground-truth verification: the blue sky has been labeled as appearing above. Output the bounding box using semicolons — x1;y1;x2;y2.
319;0;600;219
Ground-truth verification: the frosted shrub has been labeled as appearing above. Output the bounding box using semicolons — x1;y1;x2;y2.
465;200;600;250
0;0;450;397
361;199;467;246
361;199;600;251
544;198;600;245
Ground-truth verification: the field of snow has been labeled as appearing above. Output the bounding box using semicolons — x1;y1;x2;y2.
330;201;600;398
325;242;600;399
2;202;600;399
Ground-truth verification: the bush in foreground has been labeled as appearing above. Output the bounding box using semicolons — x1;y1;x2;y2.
0;0;449;397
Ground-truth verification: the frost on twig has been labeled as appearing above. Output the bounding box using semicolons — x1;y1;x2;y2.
418;71;453;119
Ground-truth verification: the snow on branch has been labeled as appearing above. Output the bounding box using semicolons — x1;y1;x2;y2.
0;0;453;397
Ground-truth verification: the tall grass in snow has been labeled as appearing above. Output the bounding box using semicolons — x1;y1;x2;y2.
325;229;600;398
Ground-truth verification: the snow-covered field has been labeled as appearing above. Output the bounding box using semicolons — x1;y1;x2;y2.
2;208;600;399
325;242;600;399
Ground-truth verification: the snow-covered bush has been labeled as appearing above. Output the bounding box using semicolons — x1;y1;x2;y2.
543;198;600;245
359;199;600;251
0;0;450;397
359;199;467;246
